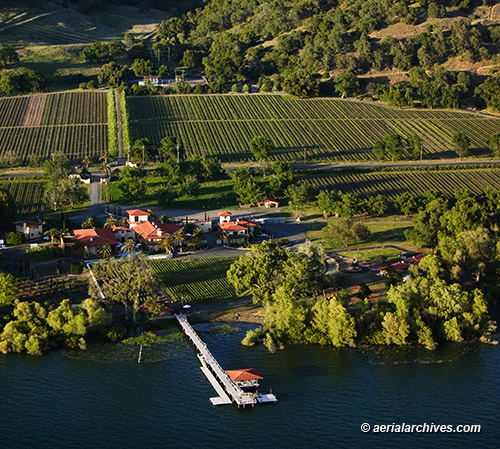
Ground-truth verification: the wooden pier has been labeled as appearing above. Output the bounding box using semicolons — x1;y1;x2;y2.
176;314;277;407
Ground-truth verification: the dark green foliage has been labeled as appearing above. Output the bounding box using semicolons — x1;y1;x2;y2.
451;132;471;159
488;133;500;157
6;232;24;245
322;218;371;247
286;183;317;208
249;135;273;161
283;69;319;98
80;42;111;63
0;186;16;226
334;72;360;98
0;298;111;355
0;44;19;66
476;76;500;112
70;262;84;275
230;167;262;204
81;215;102;229
0;68;45;96
131;59;153;77
269;161;294;198
127;43;150;61
372;134;405;161
158;136;180;162
98;62;132;87
26;246;64;262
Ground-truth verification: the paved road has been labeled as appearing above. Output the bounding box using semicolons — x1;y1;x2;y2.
4;158;500;180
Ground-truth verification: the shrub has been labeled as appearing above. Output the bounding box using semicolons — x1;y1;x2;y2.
6;232;24;246
26;246;63;261
70;262;84;275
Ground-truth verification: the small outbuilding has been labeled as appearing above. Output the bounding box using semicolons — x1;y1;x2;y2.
257;197;280;208
14;221;43;242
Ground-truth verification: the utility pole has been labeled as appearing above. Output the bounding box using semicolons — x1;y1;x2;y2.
142;143;145;166
177;144;180;163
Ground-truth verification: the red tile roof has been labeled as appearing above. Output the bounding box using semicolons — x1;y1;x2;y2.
219;222;247;232
258;197;280;204
227;369;263;382
112;225;130;231
218;212;233;217
127;209;150;216
73;228;118;247
236;220;257;227
15;221;42;227
133;220;182;241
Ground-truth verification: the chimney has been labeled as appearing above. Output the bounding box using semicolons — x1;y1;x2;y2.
157;230;162;237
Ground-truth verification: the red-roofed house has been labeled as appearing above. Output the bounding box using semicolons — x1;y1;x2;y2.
73;228;118;257
218;219;257;244
127;209;150;228
226;368;263;388
132;220;182;250
257;197;280;208
15;221;43;242
218;211;232;224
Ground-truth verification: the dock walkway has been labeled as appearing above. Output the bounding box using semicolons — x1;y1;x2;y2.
176;314;256;407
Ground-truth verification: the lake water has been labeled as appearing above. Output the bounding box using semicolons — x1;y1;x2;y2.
1;322;499;449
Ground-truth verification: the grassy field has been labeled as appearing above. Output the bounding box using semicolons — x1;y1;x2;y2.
128;94;500;162
0;4;166;83
307;217;417;251
107;176;240;210
150;257;240;303
300;167;500;199
0;91;108;162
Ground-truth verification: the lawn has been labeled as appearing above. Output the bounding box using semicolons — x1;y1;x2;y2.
150;256;240;304
107;177;243;210
306;216;417;251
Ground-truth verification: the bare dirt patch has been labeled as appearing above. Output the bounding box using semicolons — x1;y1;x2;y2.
18;94;47;126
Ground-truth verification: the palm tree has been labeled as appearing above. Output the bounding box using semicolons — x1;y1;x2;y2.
218;229;229;244
82;155;92;169
100;152;112;165
159;235;175;254
104;216;118;229
188;228;202;251
174;228;187;253
122;239;136;257
97;244;113;258
44;228;60;245
118;217;129;227
100;152;113;177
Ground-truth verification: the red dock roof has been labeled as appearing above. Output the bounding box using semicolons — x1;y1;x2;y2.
227;368;263;382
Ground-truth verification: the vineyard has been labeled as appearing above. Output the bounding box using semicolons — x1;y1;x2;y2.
300;168;500;199
150;257;239;303
2;180;45;215
0;91;108;163
128;94;500;162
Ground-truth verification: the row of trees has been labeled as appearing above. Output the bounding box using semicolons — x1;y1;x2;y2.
370;130;497;161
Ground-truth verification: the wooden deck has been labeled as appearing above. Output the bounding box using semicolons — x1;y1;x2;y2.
176;314;262;407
